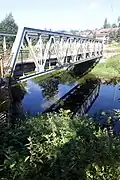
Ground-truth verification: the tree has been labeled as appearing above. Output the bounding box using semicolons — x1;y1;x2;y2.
103;18;111;28
0;13;18;50
116;29;120;42
0;13;18;33
112;23;117;28
118;16;120;27
108;31;117;43
103;18;108;28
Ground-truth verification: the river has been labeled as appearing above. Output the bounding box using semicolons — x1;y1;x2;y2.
0;71;120;120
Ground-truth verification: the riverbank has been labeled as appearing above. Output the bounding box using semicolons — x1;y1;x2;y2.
91;54;120;79
33;53;120;84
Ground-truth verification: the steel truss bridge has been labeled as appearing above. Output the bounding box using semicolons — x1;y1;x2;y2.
0;27;103;82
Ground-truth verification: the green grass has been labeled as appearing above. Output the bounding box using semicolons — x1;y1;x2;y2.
91;54;120;79
107;42;120;49
105;43;120;53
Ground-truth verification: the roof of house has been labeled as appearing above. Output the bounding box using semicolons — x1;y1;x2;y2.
95;27;120;34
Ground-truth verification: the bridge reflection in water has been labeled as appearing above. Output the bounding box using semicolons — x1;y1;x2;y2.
45;80;100;116
0;75;100;121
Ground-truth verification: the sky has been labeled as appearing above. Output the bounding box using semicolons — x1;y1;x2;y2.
0;0;120;31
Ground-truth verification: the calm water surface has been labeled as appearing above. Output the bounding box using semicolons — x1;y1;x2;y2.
21;79;120;115
23;80;77;115
88;84;120;115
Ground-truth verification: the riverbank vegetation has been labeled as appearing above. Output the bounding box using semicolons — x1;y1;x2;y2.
1;13;120;180
91;54;120;79
1;109;120;180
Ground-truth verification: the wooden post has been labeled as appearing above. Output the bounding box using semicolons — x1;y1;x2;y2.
3;36;6;57
0;55;4;78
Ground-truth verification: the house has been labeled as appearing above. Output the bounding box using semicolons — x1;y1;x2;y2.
79;27;120;44
94;27;120;43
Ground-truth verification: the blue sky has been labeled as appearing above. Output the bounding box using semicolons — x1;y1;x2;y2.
0;0;120;31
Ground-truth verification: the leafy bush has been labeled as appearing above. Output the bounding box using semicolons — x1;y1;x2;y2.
1;110;120;180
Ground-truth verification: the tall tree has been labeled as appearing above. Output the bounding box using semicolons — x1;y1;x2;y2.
0;13;18;33
118;16;120;27
103;18;108;28
0;13;18;51
103;18;111;28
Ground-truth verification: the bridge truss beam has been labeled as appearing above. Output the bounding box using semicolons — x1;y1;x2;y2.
0;27;103;80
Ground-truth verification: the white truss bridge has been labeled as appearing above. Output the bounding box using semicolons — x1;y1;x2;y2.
0;27;103;82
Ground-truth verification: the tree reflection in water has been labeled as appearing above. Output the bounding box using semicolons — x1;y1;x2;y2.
10;84;26;122
39;77;60;100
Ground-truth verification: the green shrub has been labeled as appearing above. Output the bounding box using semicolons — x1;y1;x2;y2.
1;110;120;180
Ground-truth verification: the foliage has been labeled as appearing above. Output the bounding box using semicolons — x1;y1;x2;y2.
112;23;117;28
103;18;111;29
0;13;18;34
1;110;120;179
0;13;18;51
118;16;120;27
39;77;60;99
116;29;120;42
108;31;117;43
0;86;9;112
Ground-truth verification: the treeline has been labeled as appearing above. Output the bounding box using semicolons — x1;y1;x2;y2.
103;16;120;28
102;17;120;43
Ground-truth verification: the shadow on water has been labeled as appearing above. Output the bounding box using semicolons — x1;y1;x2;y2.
10;83;26;122
1;71;120;116
0;70;99;121
0;80;26;126
1;59;120;129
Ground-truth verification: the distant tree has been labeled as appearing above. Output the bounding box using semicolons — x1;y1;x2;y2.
112;23;117;28
103;18;108;28
116;29;120;42
0;13;18;51
103;18;111;28
108;31;117;43
69;30;79;35
118;16;120;27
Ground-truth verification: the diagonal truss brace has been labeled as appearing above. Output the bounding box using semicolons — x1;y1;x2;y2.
8;27;103;77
